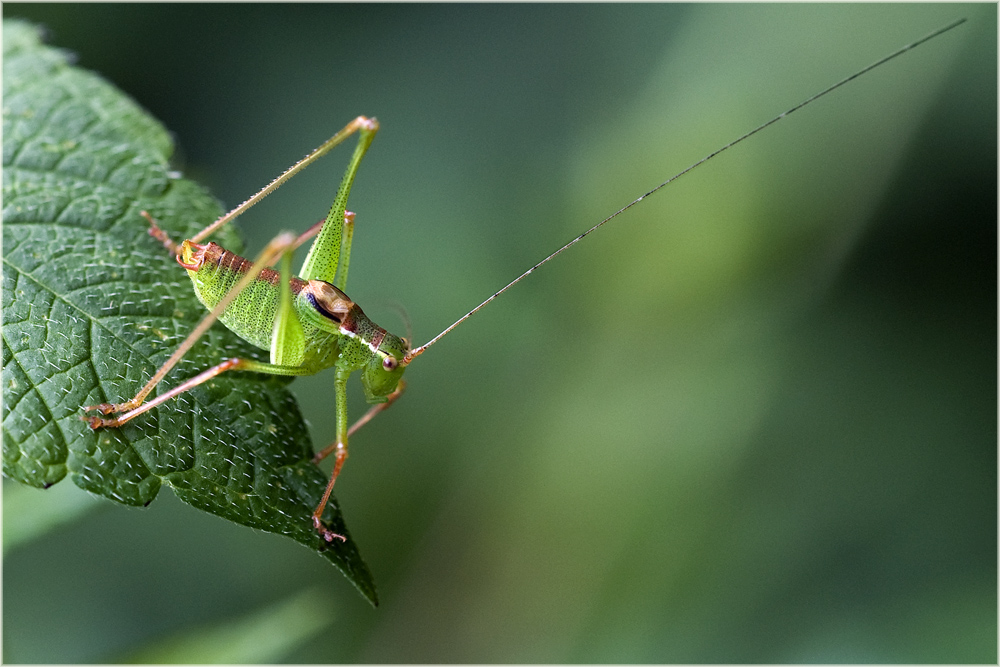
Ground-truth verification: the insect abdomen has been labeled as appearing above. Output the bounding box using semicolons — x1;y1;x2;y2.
179;241;305;351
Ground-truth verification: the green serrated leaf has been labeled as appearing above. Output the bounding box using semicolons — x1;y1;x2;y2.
1;19;377;606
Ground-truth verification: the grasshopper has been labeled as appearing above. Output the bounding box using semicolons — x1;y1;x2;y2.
82;19;965;543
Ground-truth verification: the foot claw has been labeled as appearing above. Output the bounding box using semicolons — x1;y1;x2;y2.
81;414;109;430
82;403;129;429
313;516;346;543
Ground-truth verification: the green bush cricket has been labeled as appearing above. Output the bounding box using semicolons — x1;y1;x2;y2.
82;18;965;544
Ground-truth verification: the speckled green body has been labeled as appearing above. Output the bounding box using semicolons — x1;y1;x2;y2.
178;238;408;395
187;243;295;352
184;243;347;372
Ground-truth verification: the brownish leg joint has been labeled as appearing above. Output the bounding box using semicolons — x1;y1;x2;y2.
312;380;406;464
141;210;181;256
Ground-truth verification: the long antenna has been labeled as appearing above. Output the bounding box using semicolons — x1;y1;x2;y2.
403;18;966;364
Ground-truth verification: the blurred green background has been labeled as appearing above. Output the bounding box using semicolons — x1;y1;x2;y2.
3;3;995;663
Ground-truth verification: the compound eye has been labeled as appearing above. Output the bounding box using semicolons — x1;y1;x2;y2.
382;356;398;371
